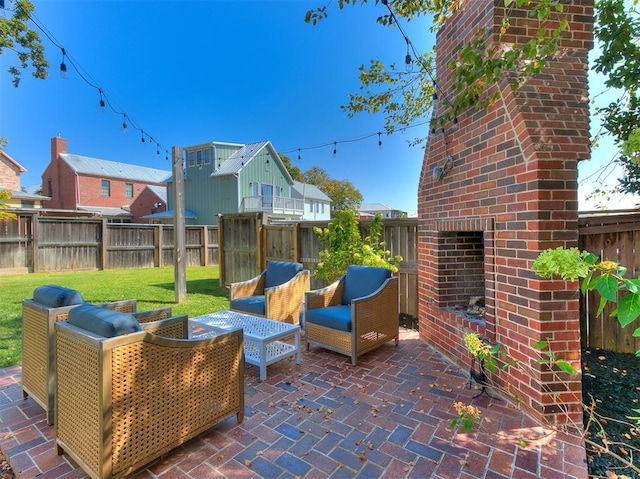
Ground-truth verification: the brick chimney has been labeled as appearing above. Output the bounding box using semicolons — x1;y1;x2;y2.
51;136;67;162
417;0;594;424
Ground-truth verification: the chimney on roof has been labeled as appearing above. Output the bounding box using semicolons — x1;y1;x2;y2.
51;136;67;163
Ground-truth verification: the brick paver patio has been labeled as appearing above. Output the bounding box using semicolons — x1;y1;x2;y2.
0;328;588;478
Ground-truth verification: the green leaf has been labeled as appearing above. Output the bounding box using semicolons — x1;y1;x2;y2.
612;293;640;327
533;340;548;350
463;419;474;433
556;360;578;375
595;275;619;302
633;327;640;337
596;296;608;317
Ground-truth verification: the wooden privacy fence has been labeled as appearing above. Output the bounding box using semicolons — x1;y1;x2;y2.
579;212;640;354
218;213;419;319
0;214;219;273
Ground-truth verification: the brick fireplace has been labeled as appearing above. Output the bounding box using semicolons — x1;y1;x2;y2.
418;0;594;424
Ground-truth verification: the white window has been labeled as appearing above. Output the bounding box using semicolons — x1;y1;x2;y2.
188;151;195;167
196;150;203;166
204;148;211;164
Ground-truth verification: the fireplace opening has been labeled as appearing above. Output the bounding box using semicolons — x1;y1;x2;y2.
438;231;486;325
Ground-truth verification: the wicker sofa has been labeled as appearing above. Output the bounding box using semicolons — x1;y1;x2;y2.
54;304;244;479
230;260;310;324
305;265;399;366
21;285;173;425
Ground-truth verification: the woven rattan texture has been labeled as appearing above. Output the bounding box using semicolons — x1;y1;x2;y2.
21;306;49;406
110;336;242;475
56;332;101;474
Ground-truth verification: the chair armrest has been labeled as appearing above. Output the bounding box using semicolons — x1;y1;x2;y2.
265;270;310;323
133;307;173;323
140;314;189;339
352;276;399;329
305;276;345;310
97;299;137;313
229;272;265;300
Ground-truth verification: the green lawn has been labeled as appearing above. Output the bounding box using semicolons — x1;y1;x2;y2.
0;266;230;368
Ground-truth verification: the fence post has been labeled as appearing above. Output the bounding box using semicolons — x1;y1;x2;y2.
100;218;107;271
201;225;208;266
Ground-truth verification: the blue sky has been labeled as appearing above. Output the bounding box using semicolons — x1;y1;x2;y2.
1;0;433;215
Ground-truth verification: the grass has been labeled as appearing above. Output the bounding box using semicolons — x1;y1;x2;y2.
0;266;229;368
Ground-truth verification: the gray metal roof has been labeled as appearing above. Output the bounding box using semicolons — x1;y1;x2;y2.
145;185;167;202
360;203;400;212
60;153;171;183
142;209;198;219
77;206;133;217
211;141;270;176
10;190;50;200
291;181;331;202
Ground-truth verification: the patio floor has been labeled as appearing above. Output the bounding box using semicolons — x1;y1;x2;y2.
0;328;589;478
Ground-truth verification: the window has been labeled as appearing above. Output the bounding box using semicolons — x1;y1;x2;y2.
251;182;259;196
187;151;195;167
204;148;211;164
21;200;34;208
47;178;53;197
261;184;273;208
125;183;133;198
102;180;111;197
196;150;203;166
321;203;325;214
275;185;282;196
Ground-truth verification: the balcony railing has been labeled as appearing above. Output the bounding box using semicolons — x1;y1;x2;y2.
241;196;304;216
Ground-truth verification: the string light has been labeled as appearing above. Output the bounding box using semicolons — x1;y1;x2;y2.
98;88;105;112
297;148;301;160
378;132;383;149
333;142;337;157
18;5;171;160
59;47;67;79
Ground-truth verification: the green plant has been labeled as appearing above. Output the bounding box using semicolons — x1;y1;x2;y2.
313;210;402;283
533;246;640;347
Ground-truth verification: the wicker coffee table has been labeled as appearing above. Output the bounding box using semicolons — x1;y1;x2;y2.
190;310;301;381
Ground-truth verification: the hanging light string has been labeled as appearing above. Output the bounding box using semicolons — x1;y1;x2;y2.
280;118;430;159
381;0;458;129
13;1;170;161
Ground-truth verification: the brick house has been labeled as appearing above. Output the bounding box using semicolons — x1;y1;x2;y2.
418;0;593;424
0;150;48;210
42;137;169;222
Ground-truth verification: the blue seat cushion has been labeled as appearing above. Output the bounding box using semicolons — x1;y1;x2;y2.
230;295;266;316
33;284;85;308
68;303;142;338
305;305;352;332
264;261;303;289
341;265;391;305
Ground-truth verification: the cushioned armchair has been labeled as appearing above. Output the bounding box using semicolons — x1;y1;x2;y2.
55;304;244;479
230;261;310;324
305;265;399;365
21;285;173;425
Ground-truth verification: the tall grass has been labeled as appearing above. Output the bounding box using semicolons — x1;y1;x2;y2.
0;266;229;368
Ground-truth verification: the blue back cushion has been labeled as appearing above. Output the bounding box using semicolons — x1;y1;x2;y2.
341;265;391;305
33;284;84;308
264;261;303;289
68;303;142;338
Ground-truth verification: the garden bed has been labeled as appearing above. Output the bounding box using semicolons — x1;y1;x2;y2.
582;348;640;478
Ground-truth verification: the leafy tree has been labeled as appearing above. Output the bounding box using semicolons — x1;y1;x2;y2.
303;166;363;213
0;190;17;220
0;0;49;87
314;210;401;283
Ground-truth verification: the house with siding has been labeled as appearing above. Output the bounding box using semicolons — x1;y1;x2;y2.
42;137;170;222
0;150;49;210
291;180;331;221
358;202;407;219
155;140;330;225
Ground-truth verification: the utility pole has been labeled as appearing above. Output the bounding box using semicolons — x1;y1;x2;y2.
172;146;187;303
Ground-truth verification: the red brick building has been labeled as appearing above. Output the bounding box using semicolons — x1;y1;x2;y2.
418;1;593;424
42;137;169;222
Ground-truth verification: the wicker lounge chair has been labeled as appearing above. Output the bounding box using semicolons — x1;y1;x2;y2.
230;260;310;324
305;265;399;366
21;285;172;425
55;304;244;479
